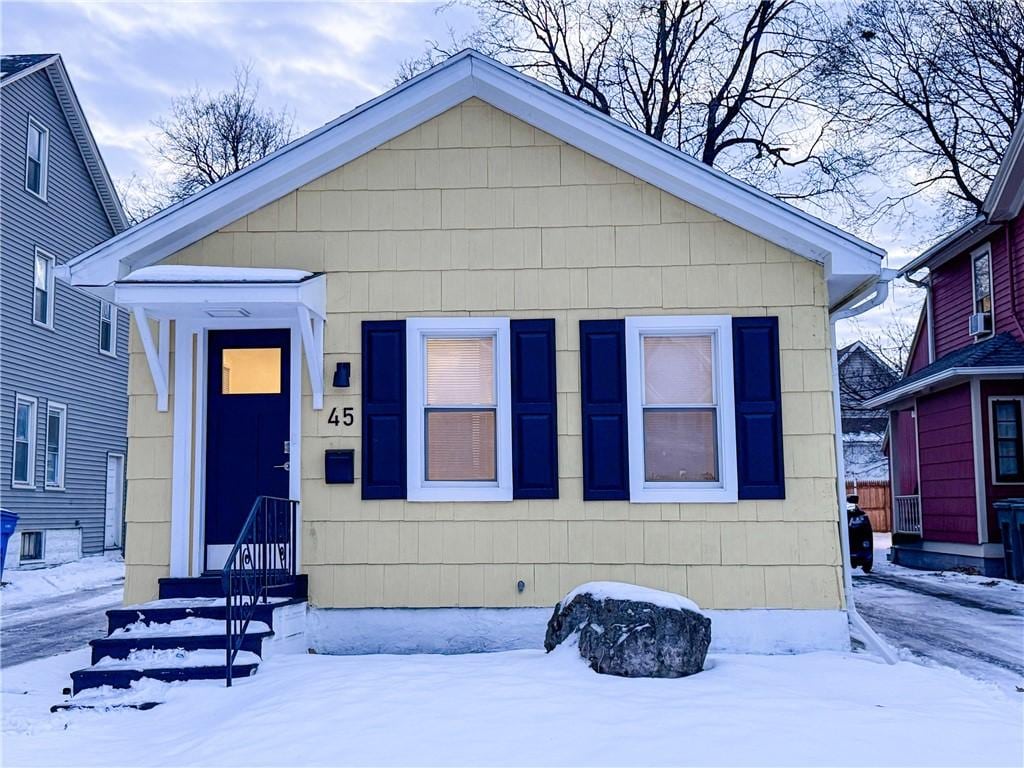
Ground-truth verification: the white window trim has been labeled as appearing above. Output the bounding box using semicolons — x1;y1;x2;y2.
988;395;1024;486
971;244;994;341
33;248;55;329
406;317;512;502
625;315;737;503
44;401;68;490
25;115;49;201
99;301;118;357
11;393;37;489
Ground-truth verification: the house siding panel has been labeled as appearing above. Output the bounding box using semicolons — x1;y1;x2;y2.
121;99;844;611
0;69;129;558
916;384;977;544
980;379;1024;542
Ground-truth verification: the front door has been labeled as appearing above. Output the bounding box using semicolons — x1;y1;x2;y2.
205;329;291;570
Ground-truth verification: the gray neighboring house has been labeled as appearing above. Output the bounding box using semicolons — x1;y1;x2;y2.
1;54;129;570
838;341;898;482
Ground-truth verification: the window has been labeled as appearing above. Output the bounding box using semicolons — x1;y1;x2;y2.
407;318;512;501
44;402;67;489
20;531;43;562
221;348;282;394
33;250;55;328
625;316;736;502
991;399;1024;483
25;117;48;198
972;246;993;337
99;301;117;356
12;394;37;488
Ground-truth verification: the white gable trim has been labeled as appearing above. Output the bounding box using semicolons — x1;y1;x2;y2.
60;51;881;304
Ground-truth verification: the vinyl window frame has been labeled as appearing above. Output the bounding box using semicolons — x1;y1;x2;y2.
99;301;117;357
33;248;55;329
971;244;994;340
25;115;49;200
625;315;737;503
11;393;38;489
406;317;512;502
44;401;68;490
989;396;1024;485
20;530;44;563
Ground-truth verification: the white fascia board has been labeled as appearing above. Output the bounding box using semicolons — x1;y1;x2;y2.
68;59;478;287
66;50;882;296
863;366;1024;409
468;57;883;280
113;275;327;320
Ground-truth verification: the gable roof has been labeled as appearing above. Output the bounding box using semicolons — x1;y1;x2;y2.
863;333;1024;408
60;49;882;304
900;117;1024;278
837;341;898;376
1;54;127;234
1;53;57;81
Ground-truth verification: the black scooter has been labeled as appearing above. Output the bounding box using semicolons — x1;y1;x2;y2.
847;494;874;573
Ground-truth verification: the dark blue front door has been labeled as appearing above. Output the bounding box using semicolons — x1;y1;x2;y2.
205;329;290;568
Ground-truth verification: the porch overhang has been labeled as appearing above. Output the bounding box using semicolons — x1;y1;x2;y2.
863;366;1024;409
115;266;327;411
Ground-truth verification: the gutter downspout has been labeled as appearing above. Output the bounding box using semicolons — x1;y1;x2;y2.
831;274;899;664
902;268;935;364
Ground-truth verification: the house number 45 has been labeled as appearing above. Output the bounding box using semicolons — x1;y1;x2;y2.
328;407;355;428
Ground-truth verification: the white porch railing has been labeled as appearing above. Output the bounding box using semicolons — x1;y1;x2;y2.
894;495;922;535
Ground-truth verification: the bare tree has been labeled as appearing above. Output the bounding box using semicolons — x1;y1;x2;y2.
401;1;869;206
152;65;293;203
818;0;1024;222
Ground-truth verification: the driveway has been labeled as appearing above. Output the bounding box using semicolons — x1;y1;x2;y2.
1;582;122;668
853;542;1024;693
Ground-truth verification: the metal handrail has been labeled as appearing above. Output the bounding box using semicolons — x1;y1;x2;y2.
222;495;298;686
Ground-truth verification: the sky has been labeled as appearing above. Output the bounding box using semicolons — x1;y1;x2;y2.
2;0;926;352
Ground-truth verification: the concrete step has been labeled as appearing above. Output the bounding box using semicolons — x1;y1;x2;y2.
70;649;261;695
106;596;300;634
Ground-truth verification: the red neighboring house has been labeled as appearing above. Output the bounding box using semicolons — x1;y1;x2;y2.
867;121;1024;576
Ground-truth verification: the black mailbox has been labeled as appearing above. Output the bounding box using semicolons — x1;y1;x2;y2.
324;449;355;484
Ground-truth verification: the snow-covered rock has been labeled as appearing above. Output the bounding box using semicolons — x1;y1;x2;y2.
545;581;711;678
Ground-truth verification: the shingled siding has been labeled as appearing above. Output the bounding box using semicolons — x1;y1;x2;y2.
123;99;843;610
916;384;977;544
0;69;129;557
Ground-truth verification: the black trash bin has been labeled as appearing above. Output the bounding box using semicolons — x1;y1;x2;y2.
993;499;1024;583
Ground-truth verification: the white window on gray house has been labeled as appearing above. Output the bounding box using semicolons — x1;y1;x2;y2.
12;394;37;488
99;301;117;355
972;246;993;337
44;402;67;489
33;250;55;328
25;117;49;199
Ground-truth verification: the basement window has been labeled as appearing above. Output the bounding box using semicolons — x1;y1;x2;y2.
20;531;43;563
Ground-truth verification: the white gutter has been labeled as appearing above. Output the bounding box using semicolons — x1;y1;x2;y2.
830;276;899;664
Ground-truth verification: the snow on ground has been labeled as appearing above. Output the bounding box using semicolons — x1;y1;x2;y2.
3;645;1022;767
0;554;124;608
853;534;1024;695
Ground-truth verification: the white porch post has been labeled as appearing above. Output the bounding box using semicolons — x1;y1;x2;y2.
170;320;195;577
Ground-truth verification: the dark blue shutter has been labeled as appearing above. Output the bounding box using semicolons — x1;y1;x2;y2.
733;317;785;499
579;320;629;500
361;320;406;500
511;319;558;499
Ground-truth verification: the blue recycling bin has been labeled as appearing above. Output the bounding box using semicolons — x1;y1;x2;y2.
0;509;19;582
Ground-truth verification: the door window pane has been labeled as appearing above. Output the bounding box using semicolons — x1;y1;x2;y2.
426;337;495;405
993;400;1024;482
425;410;496;481
222;348;282;394
643;410;718;482
643;335;713;404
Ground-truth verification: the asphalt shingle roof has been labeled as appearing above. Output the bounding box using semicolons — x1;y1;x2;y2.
879;333;1024;399
1;54;57;80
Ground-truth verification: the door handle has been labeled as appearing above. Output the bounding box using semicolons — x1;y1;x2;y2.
273;462;290;471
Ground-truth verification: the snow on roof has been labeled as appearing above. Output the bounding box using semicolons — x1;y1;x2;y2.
120;265;314;283
561;581;703;614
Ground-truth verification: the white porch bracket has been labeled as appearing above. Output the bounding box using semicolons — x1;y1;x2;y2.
298;305;325;410
132;307;170;411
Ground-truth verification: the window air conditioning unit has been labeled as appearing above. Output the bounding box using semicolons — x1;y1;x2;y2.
968;312;991;336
